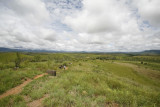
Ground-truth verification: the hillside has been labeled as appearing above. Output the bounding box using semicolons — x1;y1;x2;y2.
0;52;160;107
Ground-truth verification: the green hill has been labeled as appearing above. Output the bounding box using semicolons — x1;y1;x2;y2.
0;52;160;107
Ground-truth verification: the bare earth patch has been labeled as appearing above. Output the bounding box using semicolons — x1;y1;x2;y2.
106;102;119;107
26;94;49;107
0;73;47;100
34;73;47;79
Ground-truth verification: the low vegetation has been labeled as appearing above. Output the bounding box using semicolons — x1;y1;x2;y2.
0;52;160;106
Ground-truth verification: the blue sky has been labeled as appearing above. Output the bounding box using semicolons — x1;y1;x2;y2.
0;0;160;52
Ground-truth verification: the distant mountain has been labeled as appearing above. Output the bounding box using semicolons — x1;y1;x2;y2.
0;47;160;54
0;47;59;53
0;47;19;52
141;50;160;54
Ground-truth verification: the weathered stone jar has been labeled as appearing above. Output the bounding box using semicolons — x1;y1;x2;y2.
46;70;56;76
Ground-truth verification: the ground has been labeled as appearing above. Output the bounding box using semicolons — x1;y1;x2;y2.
0;52;160;107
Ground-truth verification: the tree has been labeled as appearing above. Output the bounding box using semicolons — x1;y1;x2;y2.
15;52;21;68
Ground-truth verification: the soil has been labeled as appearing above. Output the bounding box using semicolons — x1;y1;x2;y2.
26;94;49;107
0;73;47;100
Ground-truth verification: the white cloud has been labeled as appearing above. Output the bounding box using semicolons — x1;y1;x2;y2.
0;0;58;50
0;0;159;52
133;0;160;27
64;0;133;34
63;0;160;51
1;0;50;25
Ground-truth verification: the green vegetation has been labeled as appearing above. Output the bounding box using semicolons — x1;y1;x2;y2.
0;52;160;106
15;52;21;68
0;95;26;107
0;69;42;94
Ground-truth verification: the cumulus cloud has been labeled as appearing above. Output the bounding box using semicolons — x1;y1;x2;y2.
65;0;131;33
1;0;50;25
63;0;160;51
0;0;57;50
0;0;159;52
133;0;160;27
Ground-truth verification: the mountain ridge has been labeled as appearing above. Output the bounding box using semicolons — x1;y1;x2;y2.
0;47;160;54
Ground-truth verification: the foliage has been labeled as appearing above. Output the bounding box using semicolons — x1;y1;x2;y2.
15;52;21;67
33;55;41;62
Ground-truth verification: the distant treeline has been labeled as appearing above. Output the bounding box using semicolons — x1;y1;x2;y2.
96;54;160;63
0;52;160;70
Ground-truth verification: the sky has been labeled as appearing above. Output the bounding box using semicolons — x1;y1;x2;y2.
0;0;160;52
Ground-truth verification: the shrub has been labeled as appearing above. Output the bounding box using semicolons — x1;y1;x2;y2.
15;52;21;68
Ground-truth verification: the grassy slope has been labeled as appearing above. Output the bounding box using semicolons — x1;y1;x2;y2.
0;53;44;94
0;69;43;94
0;53;160;107
1;60;159;107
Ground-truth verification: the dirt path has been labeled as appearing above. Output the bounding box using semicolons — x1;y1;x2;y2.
27;97;44;107
115;62;160;80
26;94;49;107
34;73;47;79
0;73;47;100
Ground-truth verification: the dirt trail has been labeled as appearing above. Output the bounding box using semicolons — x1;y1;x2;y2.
34;73;47;79
115;62;160;80
0;73;47;100
26;94;49;107
27;97;44;107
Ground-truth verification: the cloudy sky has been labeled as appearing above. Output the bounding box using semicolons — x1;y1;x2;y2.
0;0;160;52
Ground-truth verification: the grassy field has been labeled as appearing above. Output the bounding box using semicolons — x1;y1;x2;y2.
0;52;160;107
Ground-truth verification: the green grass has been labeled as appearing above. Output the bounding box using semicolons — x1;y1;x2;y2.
0;52;160;107
0;69;43;94
20;60;160;106
0;95;26;107
0;52;32;63
130;61;160;71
